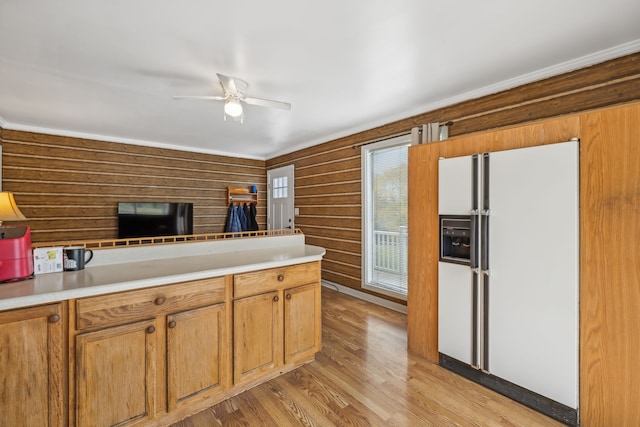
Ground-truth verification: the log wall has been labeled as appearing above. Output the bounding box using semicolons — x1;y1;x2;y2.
0;131;266;242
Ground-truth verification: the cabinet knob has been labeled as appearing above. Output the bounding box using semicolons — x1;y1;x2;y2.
273;295;279;302
146;326;156;334
277;274;285;282
286;293;292;300
168;320;177;328
154;297;166;305
48;314;60;323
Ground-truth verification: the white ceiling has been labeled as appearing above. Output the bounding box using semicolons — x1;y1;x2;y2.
1;1;639;160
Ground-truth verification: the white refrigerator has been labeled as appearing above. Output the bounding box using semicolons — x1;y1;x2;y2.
438;140;579;425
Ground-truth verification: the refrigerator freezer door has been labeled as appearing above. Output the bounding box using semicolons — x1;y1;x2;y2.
439;155;473;215
438;262;474;365
487;141;579;408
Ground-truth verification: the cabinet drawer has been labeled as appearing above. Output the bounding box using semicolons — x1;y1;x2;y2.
233;262;319;299
76;277;226;330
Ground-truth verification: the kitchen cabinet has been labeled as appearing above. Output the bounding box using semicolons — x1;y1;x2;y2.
0;303;65;427
233;262;321;384
284;282;321;363
233;290;281;383
167;302;226;411
71;276;227;426
0;237;323;427
75;318;157;427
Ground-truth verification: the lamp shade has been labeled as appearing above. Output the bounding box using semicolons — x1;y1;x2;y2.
224;98;243;118
0;192;28;222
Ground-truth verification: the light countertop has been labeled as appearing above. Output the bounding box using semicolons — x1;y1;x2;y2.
0;238;325;311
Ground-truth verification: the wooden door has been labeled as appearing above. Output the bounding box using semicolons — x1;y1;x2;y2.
166;303;225;410
284;283;321;363
233;291;281;384
0;303;64;427
75;319;157;427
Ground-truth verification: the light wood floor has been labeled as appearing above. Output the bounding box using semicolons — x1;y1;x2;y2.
172;287;562;426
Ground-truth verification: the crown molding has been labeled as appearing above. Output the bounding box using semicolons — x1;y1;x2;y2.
268;38;640;159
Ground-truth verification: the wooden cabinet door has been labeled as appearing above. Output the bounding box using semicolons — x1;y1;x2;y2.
167;303;225;411
75;319;157;427
233;291;281;384
284;283;321;363
0;303;64;427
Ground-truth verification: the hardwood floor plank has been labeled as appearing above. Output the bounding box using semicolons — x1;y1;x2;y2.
172;288;563;427
250;380;320;426
273;373;356;426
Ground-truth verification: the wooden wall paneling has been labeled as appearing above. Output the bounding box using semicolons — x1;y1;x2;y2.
1;131;266;243
407;141;440;362
579;102;640;426
421;53;640;139
438;115;581;159
449;77;640;137
304;236;360;254
297;225;359;243
273;145;365;295
321;271;362;290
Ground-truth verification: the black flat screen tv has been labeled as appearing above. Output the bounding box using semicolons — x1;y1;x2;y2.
117;202;193;239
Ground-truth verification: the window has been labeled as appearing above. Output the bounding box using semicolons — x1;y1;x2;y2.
272;176;288;199
362;136;410;300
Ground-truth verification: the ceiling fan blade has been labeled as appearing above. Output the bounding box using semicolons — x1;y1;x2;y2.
173;95;226;101
217;73;238;94
244;97;291;110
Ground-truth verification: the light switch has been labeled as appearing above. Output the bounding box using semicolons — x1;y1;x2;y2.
294;207;300;216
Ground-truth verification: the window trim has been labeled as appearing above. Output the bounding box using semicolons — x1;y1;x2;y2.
361;135;412;301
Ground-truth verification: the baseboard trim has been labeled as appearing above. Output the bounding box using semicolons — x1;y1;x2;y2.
321;280;407;314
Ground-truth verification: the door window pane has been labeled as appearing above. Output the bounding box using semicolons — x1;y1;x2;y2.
273;177;288;199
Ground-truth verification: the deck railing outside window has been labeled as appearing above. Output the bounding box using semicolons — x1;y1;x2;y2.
372;226;408;294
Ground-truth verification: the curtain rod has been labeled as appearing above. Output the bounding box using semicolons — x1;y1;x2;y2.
351;121;453;150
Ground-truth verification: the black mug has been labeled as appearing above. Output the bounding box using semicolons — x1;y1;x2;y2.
63;246;94;271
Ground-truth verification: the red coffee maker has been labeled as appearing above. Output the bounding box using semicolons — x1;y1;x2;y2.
0;192;34;282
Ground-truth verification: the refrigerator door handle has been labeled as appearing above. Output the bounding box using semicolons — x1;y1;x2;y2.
482;273;490;372
481;211;490;271
470;214;479;269
472;269;480;368
471;154;480;269
481;153;490;272
480;152;490;372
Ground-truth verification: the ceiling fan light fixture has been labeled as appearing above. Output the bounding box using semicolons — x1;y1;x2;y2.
224;98;243;118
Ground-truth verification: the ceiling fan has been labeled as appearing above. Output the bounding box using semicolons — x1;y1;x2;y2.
173;73;291;122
